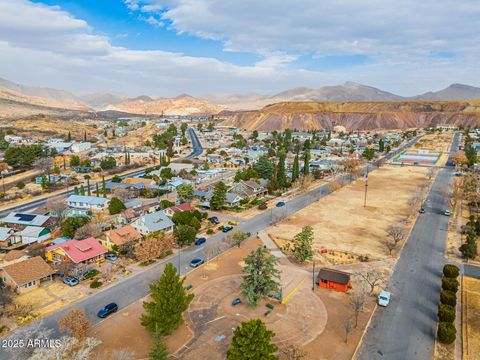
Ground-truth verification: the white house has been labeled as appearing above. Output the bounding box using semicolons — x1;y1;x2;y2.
67;195;110;211
131;211;175;235
14;226;51;245
71;142;92;153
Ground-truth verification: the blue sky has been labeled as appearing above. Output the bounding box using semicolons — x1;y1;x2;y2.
1;0;479;96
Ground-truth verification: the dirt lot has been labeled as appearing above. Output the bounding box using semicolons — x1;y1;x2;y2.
463;276;480;360
268;165;431;263
92;236;375;360
414;131;454;153
108;123;159;147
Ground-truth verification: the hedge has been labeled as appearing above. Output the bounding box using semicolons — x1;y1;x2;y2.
90;280;103;289
437;322;456;344
438;304;456;323
440;290;457;307
442;278;459;293
443;264;460;279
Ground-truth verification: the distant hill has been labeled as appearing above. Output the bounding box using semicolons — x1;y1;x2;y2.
415;84;480;101
78;92;127;109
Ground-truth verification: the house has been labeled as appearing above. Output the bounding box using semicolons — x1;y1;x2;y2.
45;237;108;265
1;213;54;230
0;256;54;293
67;195;110;211
231;180;267;200
163;203;195;217
122;177;156;187
101;225;142;250
71;142;92;153
0;227;19;250
199;191;244;209
131;211;175;236
14;226;51;245
316;268;351;292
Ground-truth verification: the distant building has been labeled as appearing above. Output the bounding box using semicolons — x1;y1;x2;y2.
67;195;110;211
131;211;175;235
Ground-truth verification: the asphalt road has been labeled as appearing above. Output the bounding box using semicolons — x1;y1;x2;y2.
356;132;460;360
0;135;422;358
464;264;480;279
187;128;203;158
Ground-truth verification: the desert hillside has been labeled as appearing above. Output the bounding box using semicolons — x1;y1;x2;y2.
221;101;480;131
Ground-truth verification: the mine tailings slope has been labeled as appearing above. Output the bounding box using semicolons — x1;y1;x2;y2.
221;100;480;131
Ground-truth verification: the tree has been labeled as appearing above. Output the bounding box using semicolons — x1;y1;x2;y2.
149;331;168;360
443;264;460;278
302;140;311;175
141;263;194;335
180;122;188;136
113;186;130;202
109;197;126;215
277;148;288;188
292;152;300;182
356;270;384;295
440;290;457;307
386;224;407;248
438;304;456;323
100;156;116;170
227;319;277;360
378;139;385;152
251;130;259;140
287;226;313;263
46;198;67;221
362;148;375;160
228;230;248;248
34;157;54;174
70;155;81;167
0;279;14;311
343;317;354;344
209;181;227;210
349;288;367;327
134;233;173;263
280;344;307;360
342;157;360;181
254;155;274;179
67;131;71;142
242;247;281;306
74;223;103;240
442;278;459;292
383;238;397;255
61;216;90;238
437;322;456;344
177;183;194;201
173;225;197;246
451;150;468;167
58;308;91;339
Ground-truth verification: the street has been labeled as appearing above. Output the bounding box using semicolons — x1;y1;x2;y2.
356;132;460;360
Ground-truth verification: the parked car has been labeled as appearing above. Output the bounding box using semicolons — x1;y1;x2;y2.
97;303;119;318
208;216;220;224
222;225;234;233
232;298;241;306
258;203;268;210
105;253;118;261
195;237;206;246
455;173;463;177
276;201;286;207
63;277;79;287
190;258;205;268
378;291;391;307
444;210;451;216
419;208;425;213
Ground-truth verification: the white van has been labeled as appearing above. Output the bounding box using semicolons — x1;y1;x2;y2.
378;291;391;307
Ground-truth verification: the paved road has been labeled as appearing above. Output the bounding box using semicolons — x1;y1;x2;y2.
356;132;460;360
464;264;480;279
0;135;422;358
186;128;203;158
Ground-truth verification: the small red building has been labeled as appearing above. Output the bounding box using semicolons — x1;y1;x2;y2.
316;268;351;292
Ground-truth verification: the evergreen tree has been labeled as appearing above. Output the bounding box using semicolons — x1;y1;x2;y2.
141;263;194;335
102;176;107;198
303;140;311;175
149;331;168;360
276;148;287;188
86;178;91;196
210;181;227;210
108;197;126;215
74;186;79;195
254;155;273;179
124;147;128;165
290;226;314;263
67;131;71;142
63;157;66;170
241;247;281;306
83;130;87;142
227;319;277;360
180;122;188;136
379;139;385;152
95;182;100;197
80;185;85;196
292;152;300;182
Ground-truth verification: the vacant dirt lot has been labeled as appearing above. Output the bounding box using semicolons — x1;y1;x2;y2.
463;276;480;360
268;165;431;263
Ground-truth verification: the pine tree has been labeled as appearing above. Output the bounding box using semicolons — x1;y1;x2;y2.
95;182;100;197
254;155;273;179
127;152;131;165
67;131;71;142
241;247;281;306
102;176;107;198
149;331;168;360
210;181;227;210
276;148;287;188
86;178;91;196
124;147;128;165
80;185;85;196
63;157;66;170
292;151;300;182
227;319;277;360
141;263;194;335
379;139;385;152
74;186;79;195
303;139;311;175
83;130;87;142
290;226;314;263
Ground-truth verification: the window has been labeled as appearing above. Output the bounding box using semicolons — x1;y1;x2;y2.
322;279;328;284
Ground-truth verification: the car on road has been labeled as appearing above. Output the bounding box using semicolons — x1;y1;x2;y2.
444;210;451;216
232;298;241;306
63;277;79;287
190;258;205;268
419;208;425;213
222;225;234;233
105;253;118;261
455;173;463;177
195;237;206;246
97;302;119;318
208;216;220;224
276;201;286;207
378;291;391;307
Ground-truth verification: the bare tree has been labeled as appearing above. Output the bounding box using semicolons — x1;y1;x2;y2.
134;233;173;263
280;344;308;360
110;349;136;360
342;157;361;181
227;230;248;248
102;263;115;283
57;260;76;276
74;223;103;240
30;335;101;360
113;186;131;203
34;157;54;174
328;181;342;193
46;198;68;221
0;282;14;312
386;224;407;247
58;308;91;339
426;168;436;180
356;270;384;295
25;242;47;259
349;288;367;328
343;316;354;344
68;263;87;280
204;242;224;262
383;238;397;255
5;320;53;359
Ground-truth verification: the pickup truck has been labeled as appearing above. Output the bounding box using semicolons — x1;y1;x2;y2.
378;291;391;307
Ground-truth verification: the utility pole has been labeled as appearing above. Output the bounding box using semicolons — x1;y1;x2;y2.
363;168;369;208
312;261;316;290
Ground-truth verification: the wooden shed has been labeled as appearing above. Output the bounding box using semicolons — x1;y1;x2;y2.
316;268;351;292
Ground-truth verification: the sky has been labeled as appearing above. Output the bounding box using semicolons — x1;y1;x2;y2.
0;0;479;97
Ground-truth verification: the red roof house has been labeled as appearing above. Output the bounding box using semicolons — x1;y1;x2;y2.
163;203;195;217
316;268;351;292
45;237;108;265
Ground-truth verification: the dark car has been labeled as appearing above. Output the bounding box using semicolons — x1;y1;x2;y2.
276;201;286;207
232;298;241;306
208;216;220;224
419;208;425;213
195;237;206;246
97;303;118;318
222;225;234;233
190;258;205;268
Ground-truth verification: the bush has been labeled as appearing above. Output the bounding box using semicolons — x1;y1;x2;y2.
83;269;99;280
206;229;214;235
438;304;456;323
90;280;102;288
442;277;459;293
15;181;25;189
443;264;460;278
440;290;457;307
437;322;456;344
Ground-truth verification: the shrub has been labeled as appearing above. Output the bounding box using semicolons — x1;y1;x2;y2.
443;264;460;278
83;269;99;280
206;229;214;235
15;181;25;189
440;290;457;307
437;322;456;344
438;304;456;323
442;277;459;293
90;280;102;288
